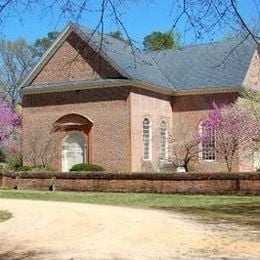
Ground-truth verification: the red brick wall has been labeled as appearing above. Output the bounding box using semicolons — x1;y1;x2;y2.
130;87;173;172
22;87;243;173
128;89;241;173
22;87;131;172
23;28;253;173
243;49;260;91
172;92;239;172
1;173;260;194
32;32;122;85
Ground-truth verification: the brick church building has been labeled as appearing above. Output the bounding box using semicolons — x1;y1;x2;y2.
21;23;259;172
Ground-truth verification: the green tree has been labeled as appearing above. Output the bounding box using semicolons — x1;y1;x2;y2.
109;30;130;44
33;31;60;58
143;31;181;51
109;31;125;41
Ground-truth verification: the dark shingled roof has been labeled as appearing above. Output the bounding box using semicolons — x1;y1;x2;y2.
79;26;172;88
149;39;257;90
22;24;258;92
79;25;257;90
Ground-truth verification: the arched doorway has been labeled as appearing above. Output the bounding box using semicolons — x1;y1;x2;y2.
254;149;260;171
61;131;87;172
54;113;93;172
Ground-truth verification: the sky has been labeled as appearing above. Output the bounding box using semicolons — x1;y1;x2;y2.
1;0;258;47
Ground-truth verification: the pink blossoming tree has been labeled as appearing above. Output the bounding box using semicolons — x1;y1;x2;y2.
204;103;259;172
0;99;21;149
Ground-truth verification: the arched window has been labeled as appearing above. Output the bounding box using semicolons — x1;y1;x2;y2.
199;121;216;161
143;118;152;160
160;120;168;160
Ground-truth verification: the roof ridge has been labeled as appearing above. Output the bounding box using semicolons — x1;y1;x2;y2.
146;37;255;55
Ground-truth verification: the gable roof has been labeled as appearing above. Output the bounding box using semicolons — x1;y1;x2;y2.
78;26;172;88
21;23;258;94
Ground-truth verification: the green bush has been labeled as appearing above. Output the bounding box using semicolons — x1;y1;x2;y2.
12;165;54;172
0;149;6;162
257;168;260;173
8;158;23;170
70;163;104;172
15;165;32;171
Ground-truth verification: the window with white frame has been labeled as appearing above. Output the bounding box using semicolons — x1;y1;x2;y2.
200;122;216;161
143;118;152;160
160;120;168;160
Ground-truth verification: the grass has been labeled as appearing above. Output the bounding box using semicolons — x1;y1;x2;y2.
0;190;260;227
0;210;12;223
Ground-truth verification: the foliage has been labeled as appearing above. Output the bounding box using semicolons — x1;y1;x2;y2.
9;163;54;172
0;38;35;104
143;31;181;51
32;31;60;58
109;31;129;43
0;99;21;148
7;155;22;170
0;149;6;162
204;103;259;172
70;163;104;172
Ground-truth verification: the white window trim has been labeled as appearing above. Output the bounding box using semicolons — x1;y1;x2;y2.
143;117;152;161
160;120;168;161
199;122;216;162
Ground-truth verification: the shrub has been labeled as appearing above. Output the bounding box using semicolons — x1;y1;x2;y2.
70;163;104;172
257;168;260;173
8;158;23;170
11;165;54;172
15;165;32;171
0;149;6;162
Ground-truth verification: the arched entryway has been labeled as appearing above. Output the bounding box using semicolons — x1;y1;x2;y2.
254;149;260;171
62;131;87;172
54;113;93;172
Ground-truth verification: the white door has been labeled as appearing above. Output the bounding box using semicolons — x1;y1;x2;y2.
62;131;86;172
254;150;260;171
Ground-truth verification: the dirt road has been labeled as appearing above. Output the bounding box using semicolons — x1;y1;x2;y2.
0;199;259;259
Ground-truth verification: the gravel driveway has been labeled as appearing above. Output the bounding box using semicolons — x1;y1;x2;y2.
0;199;260;259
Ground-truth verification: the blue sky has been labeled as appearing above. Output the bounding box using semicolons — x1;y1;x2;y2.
1;0;257;47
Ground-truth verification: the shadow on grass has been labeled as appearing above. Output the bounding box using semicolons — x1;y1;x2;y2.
0;248;50;260
163;202;260;228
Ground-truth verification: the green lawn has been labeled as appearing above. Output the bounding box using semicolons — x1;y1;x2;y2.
0;210;12;223
1;190;260;227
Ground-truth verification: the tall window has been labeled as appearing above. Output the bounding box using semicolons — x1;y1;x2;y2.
200;122;216;161
160;120;168;160
143;118;152;160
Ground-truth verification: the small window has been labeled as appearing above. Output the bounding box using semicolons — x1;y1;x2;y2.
160;121;168;160
200;122;216;161
143;118;152;160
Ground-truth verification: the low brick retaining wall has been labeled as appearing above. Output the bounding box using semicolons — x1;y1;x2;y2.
1;172;260;194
